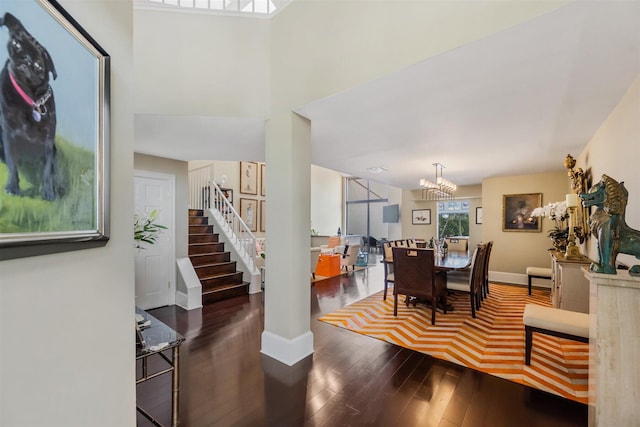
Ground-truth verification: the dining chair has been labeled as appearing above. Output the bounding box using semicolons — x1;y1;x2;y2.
382;241;394;300
392;247;447;324
446;244;486;318
481;241;493;298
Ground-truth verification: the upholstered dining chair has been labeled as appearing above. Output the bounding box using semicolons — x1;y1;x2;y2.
382;241;394;300
446;244;486;318
391;247;448;324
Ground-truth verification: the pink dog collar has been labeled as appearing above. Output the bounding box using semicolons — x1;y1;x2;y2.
9;71;51;122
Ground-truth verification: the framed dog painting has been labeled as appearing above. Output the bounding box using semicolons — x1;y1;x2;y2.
0;0;110;257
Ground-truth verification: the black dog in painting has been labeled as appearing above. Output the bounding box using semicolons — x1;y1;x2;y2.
0;12;60;200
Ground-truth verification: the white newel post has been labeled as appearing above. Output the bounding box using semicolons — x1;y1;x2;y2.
587;269;640;426
261;112;314;366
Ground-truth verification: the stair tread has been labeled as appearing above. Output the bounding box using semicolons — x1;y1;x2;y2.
202;282;250;294
194;261;235;268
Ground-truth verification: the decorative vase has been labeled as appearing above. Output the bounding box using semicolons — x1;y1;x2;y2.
552;237;568;252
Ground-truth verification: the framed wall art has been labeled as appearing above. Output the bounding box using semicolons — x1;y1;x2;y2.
260;163;265;196
240;161;258;195
240;198;258;232
412;209;431;225
476;207;483;224
260;200;265;232
502;193;542;232
0;0;110;258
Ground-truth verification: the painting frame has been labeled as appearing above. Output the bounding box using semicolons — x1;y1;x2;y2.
240;198;258;233
412;209;431;225
240;161;258;195
476;207;483;224
260;200;266;232
0;0;110;258
260;163;266;196
502;193;542;232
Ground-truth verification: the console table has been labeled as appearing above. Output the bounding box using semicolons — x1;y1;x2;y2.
136;307;185;427
549;251;591;313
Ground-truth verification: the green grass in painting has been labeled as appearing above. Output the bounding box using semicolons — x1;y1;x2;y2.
0;137;95;234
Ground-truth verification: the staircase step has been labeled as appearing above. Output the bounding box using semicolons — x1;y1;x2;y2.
194;261;237;278
189;242;225;255
200;272;244;292
189;209;203;217
189;233;219;244
190;252;231;266
189;216;209;225
202;282;250;305
189;224;213;234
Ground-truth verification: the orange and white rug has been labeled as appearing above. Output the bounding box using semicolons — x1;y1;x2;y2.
318;283;588;404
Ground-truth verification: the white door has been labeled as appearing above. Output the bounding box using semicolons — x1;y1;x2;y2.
134;171;175;309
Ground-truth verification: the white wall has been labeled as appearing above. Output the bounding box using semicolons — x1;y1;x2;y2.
310;165;342;236
134;9;270;117
0;1;136;426
578;74;640;269
270;0;566;112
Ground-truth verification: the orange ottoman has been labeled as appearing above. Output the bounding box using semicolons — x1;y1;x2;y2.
315;254;341;277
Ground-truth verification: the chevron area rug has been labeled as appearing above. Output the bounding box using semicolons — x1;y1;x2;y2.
318;283;588;404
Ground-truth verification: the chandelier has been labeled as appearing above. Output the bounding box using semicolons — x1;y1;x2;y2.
419;163;457;200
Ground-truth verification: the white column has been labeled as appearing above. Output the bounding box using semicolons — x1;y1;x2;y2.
261;112;313;366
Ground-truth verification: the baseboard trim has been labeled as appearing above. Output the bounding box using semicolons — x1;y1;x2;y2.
261;330;314;366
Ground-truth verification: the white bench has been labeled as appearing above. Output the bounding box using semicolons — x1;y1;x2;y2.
523;304;589;365
526;266;552;295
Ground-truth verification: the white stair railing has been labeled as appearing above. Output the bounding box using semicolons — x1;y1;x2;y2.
188;166;259;276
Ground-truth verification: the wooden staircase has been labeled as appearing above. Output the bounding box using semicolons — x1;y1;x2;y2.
189;209;249;304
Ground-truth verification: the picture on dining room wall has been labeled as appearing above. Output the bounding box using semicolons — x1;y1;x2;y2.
0;0;110;255
476;207;483;224
240;198;258;232
502;193;542;232
240;161;258;195
260;200;265;232
260;163;266;196
412;209;431;225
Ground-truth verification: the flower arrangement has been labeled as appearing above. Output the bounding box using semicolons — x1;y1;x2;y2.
531;201;570;250
134;209;167;249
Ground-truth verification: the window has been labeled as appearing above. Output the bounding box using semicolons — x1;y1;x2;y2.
437;200;470;238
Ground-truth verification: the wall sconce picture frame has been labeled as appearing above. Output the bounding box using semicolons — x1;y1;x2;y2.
502;193;542;232
412;209;431;225
476;207;483;224
0;0;110;258
240;161;258;195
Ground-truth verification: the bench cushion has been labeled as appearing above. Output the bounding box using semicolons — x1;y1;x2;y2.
526;267;552;278
523;304;589;338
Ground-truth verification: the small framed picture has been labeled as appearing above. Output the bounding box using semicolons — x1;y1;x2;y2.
260;163;266;196
260;200;265;232
240;198;258;232
476;207;483;224
412;209;431;225
240;161;258;195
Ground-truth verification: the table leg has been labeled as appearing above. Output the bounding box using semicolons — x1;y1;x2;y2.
171;346;180;427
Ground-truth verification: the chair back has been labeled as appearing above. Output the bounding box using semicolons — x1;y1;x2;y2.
327;236;341;248
392;247;439;300
446;238;468;252
482;241;493;290
471;244;488;294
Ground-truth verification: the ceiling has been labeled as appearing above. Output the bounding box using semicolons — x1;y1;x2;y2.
134;1;640;190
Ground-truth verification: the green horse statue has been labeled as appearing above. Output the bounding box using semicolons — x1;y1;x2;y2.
580;174;640;276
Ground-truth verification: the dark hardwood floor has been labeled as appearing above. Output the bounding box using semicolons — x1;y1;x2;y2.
137;260;588;427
